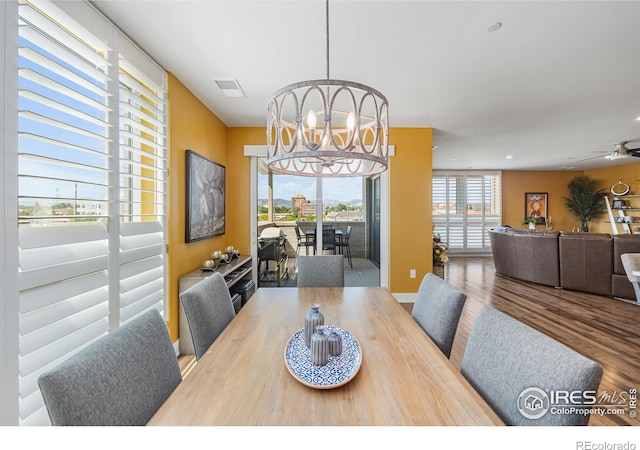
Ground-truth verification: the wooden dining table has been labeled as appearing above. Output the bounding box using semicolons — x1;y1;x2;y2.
148;287;503;426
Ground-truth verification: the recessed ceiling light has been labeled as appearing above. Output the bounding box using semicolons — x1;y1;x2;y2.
505;155;512;159
451;157;457;160
636;116;640;121
432;145;439;150
486;22;502;32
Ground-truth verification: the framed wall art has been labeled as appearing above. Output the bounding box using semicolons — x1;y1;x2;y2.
524;192;548;224
185;150;225;242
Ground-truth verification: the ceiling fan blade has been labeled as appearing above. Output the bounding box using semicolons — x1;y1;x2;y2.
575;154;608;162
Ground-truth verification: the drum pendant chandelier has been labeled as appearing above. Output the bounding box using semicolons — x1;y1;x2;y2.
266;0;389;177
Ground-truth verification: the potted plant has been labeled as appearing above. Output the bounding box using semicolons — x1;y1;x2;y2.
524;217;537;230
432;234;449;278
563;175;608;232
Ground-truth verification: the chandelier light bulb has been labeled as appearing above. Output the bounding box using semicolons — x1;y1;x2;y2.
307;110;317;130
346;112;355;131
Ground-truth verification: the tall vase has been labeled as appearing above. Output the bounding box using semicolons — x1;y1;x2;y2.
433;265;445;279
310;325;329;366
304;304;324;348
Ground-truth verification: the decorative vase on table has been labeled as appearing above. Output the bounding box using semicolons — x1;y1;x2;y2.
328;329;342;356
433;264;445;279
304;304;324;348
310;325;329;366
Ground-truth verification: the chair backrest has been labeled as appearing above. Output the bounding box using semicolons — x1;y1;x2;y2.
621;253;640;283
38;309;181;426
297;255;344;287
620;253;640;301
460;305;603;426
295;226;303;240
411;273;466;358
322;228;336;250
345;225;352;240
179;272;236;360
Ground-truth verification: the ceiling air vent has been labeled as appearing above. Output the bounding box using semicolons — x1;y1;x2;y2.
213;78;246;98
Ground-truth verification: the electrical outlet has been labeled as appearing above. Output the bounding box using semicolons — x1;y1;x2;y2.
410;269;416;279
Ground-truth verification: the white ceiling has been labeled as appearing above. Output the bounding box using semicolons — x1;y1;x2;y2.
91;0;640;171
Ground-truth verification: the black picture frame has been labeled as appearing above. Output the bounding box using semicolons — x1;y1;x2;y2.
524;192;548;224
612;199;625;209
185;150;225;242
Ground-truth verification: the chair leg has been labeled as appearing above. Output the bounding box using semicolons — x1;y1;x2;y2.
347;245;352;268
633;282;640;303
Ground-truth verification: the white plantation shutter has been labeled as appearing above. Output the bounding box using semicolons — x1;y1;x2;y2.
433;172;502;254
18;224;110;425
119;222;165;323
10;0;168;425
117;55;167;324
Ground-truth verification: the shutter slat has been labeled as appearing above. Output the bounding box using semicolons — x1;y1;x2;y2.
19;317;109;378
20;270;109;311
18;24;109;83
19;2;110;67
119;244;164;266
121;279;163;307
19;223;107;249
20;286;109;334
19;68;110;113
20;239;108;270
20;302;110;356
120;266;163;293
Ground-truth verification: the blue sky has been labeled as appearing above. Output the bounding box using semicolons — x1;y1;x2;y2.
258;174;364;203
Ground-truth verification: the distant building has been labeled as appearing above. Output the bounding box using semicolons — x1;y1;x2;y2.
302;202;317;217
291;194;306;211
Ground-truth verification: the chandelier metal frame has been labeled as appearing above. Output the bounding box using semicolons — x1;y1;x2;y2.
266;1;389;177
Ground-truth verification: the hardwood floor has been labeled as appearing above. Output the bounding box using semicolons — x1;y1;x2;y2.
404;256;639;426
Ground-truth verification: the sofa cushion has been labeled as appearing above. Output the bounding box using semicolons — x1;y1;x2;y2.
489;231;517;278
559;233;612;296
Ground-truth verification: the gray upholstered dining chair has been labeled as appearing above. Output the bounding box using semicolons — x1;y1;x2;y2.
180;272;236;360
460;305;603;426
411;273;467;358
296;255;344;287
620;253;640;302
37;309;182;426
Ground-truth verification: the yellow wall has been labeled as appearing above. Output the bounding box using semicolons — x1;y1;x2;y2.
501;170;581;233
167;73;228;339
226;128;266;252
388;128;433;292
501;162;640;234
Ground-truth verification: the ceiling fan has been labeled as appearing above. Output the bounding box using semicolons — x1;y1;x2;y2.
606;141;640;160
577;140;640;162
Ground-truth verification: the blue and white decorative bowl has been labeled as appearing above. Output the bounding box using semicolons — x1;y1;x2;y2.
284;325;362;389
